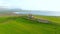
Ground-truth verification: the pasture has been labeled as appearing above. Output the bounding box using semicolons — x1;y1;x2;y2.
0;15;59;34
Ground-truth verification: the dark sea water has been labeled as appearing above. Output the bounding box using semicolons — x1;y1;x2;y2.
13;11;60;16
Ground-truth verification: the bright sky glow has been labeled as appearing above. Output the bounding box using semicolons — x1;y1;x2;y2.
0;0;60;11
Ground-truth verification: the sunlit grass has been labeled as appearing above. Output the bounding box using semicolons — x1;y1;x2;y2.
0;16;59;34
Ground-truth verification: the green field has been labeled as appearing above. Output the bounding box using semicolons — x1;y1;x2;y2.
0;15;60;34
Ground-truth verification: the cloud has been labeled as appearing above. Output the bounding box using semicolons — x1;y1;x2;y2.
0;0;60;11
0;0;21;8
20;0;60;11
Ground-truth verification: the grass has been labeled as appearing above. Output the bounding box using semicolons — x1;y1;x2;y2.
34;15;60;24
0;15;59;34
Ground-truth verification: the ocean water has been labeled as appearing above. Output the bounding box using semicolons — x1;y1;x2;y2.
13;11;60;16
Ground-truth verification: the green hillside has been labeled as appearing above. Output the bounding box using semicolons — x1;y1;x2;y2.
0;16;59;34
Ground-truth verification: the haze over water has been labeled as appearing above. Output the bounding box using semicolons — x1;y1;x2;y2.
14;11;60;16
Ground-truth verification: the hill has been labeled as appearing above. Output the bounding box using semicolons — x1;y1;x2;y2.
0;15;59;34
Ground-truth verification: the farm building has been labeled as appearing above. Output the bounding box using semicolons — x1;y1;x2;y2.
37;18;50;23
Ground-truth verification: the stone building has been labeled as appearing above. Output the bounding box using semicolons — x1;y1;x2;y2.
37;18;50;23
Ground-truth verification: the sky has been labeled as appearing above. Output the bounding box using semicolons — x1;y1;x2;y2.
0;0;60;11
